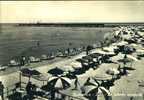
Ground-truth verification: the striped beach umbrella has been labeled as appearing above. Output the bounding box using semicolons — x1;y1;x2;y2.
48;76;71;89
84;79;111;97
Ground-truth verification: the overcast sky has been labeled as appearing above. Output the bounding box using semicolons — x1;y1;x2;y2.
0;1;144;23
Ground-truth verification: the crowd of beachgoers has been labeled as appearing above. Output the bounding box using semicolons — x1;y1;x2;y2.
1;25;144;100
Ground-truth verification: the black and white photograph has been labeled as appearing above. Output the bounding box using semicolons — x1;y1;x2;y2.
0;1;144;100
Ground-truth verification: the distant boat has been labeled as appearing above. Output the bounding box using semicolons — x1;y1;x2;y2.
9;59;20;67
0;65;7;71
40;54;55;60
56;51;67;57
29;56;41;63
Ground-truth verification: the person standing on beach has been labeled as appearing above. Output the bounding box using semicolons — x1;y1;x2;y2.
26;81;33;99
74;76;79;89
0;81;4;100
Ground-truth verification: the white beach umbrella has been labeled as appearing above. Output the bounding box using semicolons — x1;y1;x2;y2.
127;55;138;61
102;51;115;55
60;65;75;72
93;74;112;81
114;30;121;36
70;62;82;69
112;41;128;46
130;43;138;47
136;49;144;53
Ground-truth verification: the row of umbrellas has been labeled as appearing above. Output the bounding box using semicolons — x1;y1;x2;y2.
20;67;112;97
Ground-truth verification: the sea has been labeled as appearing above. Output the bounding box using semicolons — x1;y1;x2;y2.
0;24;114;65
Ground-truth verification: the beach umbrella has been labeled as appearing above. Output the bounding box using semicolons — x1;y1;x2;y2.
48;67;64;76
121;66;136;71
84;81;111;97
76;58;88;63
21;68;41;77
114;30;121;36
82;56;93;60
93;75;112;81
118;54;138;64
127;55;138;61
103;46;116;52
89;53;101;58
32;73;51;81
48;76;71;89
70;62;82;69
60;65;75;72
130;43;138;47
95;50;115;56
21;68;41;81
112;41;128;46
84;77;102;86
136;49;144;53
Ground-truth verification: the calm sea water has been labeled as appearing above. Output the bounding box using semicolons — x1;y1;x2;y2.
0;24;113;64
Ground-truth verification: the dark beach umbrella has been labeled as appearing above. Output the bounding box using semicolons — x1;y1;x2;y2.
21;68;41;81
21;68;41;77
63;73;77;79
82;56;93;61
41;83;53;91
76;58;88;63
118;58;131;63
84;77;102;86
48;67;64;76
47;76;71;89
122;66;136;70
89;53;101;58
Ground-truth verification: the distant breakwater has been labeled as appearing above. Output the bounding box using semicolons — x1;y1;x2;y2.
17;23;144;27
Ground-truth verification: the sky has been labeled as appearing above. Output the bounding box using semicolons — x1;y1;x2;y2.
0;1;144;23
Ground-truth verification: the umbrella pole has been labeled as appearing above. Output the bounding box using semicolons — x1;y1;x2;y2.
19;66;22;89
28;76;31;82
19;72;22;89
